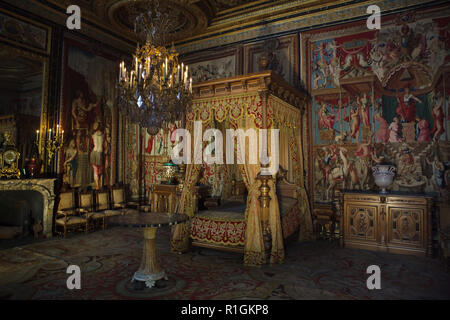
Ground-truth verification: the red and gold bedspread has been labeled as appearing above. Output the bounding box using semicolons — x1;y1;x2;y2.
190;198;301;246
281;200;301;239
190;215;246;246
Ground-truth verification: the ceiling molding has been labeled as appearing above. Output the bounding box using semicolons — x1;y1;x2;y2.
1;0;443;56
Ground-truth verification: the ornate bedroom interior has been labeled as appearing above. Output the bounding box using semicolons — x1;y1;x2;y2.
0;0;449;301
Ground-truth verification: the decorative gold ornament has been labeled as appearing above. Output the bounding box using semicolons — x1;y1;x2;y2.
163;161;179;185
0;149;20;179
43;126;64;166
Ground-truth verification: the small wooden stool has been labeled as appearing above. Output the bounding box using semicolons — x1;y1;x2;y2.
204;197;221;208
439;202;450;272
313;202;337;240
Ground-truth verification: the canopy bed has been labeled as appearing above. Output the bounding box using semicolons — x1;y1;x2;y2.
170;71;313;266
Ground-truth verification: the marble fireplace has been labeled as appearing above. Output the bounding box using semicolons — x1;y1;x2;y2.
0;179;56;238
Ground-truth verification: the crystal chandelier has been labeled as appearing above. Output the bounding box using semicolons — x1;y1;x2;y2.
118;0;192;135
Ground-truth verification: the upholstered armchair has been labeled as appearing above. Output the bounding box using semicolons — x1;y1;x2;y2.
55;189;88;237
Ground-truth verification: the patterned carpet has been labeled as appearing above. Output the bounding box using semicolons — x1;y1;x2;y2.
0;227;449;300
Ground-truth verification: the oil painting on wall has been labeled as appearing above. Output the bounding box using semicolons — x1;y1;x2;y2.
184;47;241;84
60;39;118;190
308;11;450;203
189;55;236;83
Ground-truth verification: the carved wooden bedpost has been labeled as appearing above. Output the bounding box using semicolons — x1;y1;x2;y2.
257;85;272;261
258;172;272;261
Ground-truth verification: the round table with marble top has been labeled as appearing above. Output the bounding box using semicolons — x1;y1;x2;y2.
108;211;188;289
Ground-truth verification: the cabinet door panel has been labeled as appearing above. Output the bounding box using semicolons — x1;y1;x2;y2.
387;206;424;248
345;204;378;242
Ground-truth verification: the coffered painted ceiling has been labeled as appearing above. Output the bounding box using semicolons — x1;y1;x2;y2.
2;0;440;54
1;0;353;50
45;0;335;44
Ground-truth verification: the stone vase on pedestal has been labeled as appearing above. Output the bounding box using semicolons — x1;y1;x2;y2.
372;164;396;194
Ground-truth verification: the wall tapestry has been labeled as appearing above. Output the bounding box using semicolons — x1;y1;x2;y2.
60;39;118;190
307;10;450;203
124;120;182;198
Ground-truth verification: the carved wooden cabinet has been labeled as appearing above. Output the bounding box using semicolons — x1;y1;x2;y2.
150;184;210;213
341;191;433;256
150;184;180;213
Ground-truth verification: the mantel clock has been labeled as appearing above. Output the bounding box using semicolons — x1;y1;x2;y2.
0;149;21;179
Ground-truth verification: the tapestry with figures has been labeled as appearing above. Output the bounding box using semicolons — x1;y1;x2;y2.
306;9;450;203
60;39;119;190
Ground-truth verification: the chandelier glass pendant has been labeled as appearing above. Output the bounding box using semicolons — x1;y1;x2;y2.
118;0;192;135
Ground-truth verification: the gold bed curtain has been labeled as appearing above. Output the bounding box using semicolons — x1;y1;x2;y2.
171;93;313;264
273;96;314;241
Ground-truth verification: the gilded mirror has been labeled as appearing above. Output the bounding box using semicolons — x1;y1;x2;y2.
0;45;49;172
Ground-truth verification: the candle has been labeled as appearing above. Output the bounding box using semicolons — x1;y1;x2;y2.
36;130;39;143
163;63;166;82
138;63;142;83
189;77;192;94
57;124;59;136
177;65;180;84
135;57;138;74
49;128;51;140
62;130;64;142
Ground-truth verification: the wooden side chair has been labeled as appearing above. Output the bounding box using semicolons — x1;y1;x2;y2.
110;184;139;214
78;190;102;232
93;189;110;230
96;189;121;228
111;185;129;213
139;187;152;213
55;189;88;237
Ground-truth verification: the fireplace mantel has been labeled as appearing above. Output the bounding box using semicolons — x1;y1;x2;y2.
0;179;56;238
